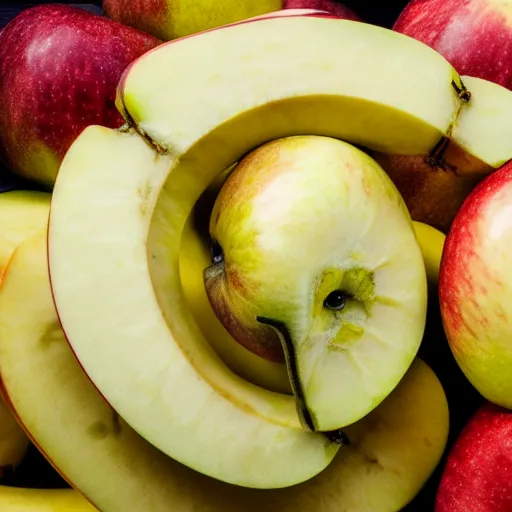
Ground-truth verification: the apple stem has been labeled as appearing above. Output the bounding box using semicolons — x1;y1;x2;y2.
118;96;168;154
425;137;452;171
451;79;471;103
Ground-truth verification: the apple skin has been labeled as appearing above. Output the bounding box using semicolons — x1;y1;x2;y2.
0;4;160;188
283;0;361;20
436;402;512;512
103;0;283;41
372;149;486;233
394;0;512;89
439;160;512;409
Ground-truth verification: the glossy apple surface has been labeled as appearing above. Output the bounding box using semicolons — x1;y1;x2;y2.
436;402;512;512
394;0;512;90
440;160;512;408
283;0;361;20
0;4;160;188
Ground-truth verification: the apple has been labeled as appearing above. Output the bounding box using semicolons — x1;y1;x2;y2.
394;0;512;90
284;0;361;20
372;74;512;233
0;4;161;188
439;160;512;409
0;229;447;510
436;402;512;512
47;14;490;487
204;135;427;432
103;0;283;40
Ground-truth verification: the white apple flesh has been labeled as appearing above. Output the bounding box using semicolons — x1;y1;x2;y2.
205;135;427;432
49;14;465;487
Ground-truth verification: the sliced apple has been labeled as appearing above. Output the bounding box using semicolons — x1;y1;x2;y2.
180;208;291;394
372;75;512;232
0;190;50;275
0;233;449;510
49;127;337;488
49;15;465;485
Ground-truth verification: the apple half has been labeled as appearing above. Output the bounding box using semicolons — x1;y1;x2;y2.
49;14;469;486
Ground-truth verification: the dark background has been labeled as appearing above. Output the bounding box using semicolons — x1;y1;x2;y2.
0;2;484;511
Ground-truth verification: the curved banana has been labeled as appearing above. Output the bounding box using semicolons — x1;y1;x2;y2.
0;486;96;511
412;221;446;288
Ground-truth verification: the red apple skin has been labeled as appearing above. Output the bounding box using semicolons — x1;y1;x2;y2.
436;402;512;512
283;0;361;20
0;5;161;188
439;161;512;408
394;0;512;89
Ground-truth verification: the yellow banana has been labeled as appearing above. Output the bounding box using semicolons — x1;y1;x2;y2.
0;486;96;511
412;221;446;287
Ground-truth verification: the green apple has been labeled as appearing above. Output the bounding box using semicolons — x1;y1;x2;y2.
48;14;471;487
205;135;427;432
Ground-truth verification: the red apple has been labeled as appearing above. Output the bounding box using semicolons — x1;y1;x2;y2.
0;4;161;189
283;0;361;20
436;402;512;512
394;0;512;89
439;161;512;409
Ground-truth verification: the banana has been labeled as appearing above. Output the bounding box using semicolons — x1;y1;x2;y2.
49;14;473;486
0;486;96;511
413;221;446;288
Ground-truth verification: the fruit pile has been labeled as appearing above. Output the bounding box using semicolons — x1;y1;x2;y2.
0;1;512;511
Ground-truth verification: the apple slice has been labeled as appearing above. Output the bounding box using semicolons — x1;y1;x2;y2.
372;74;512;232
1;228;448;510
49;15;463;485
49;128;337;488
0;190;50;275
